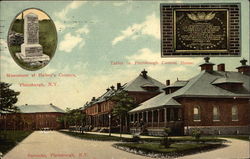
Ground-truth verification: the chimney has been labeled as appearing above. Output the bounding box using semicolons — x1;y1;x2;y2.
25;104;28;106
106;88;110;92
50;103;53;106
166;80;170;86
110;85;115;90
236;58;250;75
117;83;121;90
141;69;148;79
217;63;225;72
92;97;96;101
199;57;214;72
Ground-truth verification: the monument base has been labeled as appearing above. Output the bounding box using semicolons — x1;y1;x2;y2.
21;43;43;57
16;52;50;64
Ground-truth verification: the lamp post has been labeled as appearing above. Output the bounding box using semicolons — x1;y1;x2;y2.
108;114;111;136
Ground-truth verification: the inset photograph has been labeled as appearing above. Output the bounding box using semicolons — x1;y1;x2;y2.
8;8;57;71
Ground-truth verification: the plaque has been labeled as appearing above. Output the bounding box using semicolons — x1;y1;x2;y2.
174;9;228;53
161;4;241;57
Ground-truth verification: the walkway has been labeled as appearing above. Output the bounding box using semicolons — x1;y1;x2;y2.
177;138;249;159
3;131;151;159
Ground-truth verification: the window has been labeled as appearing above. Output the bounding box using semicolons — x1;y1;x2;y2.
232;105;238;121
193;106;200;121
213;106;220;121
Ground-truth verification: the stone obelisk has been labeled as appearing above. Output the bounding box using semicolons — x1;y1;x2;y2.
16;12;50;64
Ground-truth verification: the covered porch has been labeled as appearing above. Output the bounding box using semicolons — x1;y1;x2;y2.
129;107;183;136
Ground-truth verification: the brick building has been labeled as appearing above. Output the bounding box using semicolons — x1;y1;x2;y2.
82;70;165;132
129;58;250;135
0;104;65;130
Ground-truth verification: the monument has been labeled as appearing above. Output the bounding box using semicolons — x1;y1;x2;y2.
160;4;240;57
16;12;50;65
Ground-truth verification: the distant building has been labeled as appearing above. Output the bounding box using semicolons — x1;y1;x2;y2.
0;104;65;130
129;58;250;135
82;70;166;132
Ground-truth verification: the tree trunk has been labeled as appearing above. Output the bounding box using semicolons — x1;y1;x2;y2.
4;114;7;131
119;115;122;138
125;115;128;133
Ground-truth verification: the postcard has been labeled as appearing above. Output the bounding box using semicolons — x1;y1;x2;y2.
0;0;249;159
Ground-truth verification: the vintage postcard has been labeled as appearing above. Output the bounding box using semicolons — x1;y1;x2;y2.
0;0;249;159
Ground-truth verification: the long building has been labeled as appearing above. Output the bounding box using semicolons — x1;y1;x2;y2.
82;70;166;132
0;104;65;130
129;58;250;135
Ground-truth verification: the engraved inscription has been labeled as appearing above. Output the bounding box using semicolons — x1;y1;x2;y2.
27;16;39;44
25;47;43;57
175;9;228;52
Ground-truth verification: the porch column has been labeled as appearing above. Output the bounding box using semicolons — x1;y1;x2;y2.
146;111;148;123
151;110;154;127
95;116;97;127
164;108;167;127
137;113;140;122
97;115;99;127
142;112;144;121
102;114;105;127
157;109;160;127
90;116;92;125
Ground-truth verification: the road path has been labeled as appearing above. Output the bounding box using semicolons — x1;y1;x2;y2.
177;138;249;159
3;131;151;159
3;131;249;159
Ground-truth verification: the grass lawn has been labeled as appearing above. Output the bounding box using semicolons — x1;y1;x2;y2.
60;131;226;143
60;131;126;141
142;136;226;143
114;142;223;157
61;131;226;157
219;135;250;141
0;130;33;155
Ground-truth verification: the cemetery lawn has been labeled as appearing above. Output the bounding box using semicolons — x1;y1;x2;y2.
0;130;33;155
114;142;224;157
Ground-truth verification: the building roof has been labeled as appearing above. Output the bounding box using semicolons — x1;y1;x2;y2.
82;70;165;110
165;80;188;88
96;88;117;103
123;73;165;92
17;104;65;113
129;92;182;112
212;77;243;85
130;70;250;113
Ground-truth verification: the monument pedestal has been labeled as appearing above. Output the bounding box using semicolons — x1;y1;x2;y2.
21;43;43;57
16;52;50;63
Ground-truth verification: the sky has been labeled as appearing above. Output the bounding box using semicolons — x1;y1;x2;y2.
0;0;249;110
16;9;50;20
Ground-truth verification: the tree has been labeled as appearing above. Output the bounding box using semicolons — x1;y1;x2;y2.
111;91;137;137
161;128;173;148
57;108;85;133
0;82;20;112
